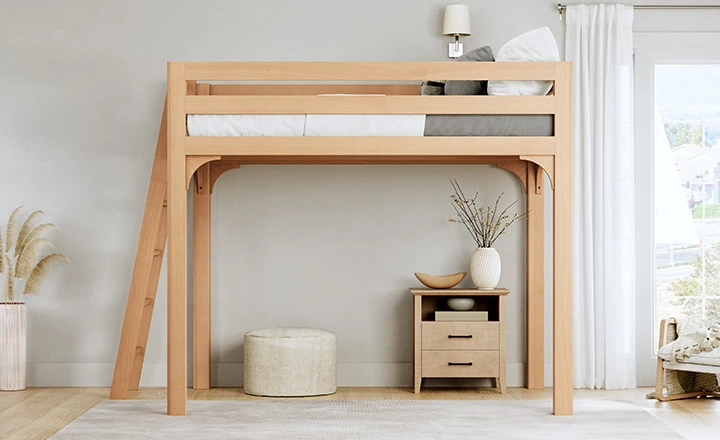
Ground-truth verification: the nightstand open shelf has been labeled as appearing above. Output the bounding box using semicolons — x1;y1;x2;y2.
411;288;508;394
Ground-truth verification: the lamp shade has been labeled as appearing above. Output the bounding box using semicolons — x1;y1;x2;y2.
443;4;471;36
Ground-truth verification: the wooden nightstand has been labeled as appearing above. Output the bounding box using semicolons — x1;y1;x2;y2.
411;288;508;394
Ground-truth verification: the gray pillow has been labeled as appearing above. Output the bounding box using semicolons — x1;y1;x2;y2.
420;80;445;95
444;46;495;95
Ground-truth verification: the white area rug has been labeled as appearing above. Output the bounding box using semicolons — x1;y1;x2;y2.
50;400;683;440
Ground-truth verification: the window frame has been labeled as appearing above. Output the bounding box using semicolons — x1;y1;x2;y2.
634;32;720;385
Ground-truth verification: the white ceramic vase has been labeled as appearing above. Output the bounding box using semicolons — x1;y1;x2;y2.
470;247;501;290
0;303;26;391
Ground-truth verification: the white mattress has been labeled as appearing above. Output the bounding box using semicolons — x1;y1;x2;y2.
187;114;426;137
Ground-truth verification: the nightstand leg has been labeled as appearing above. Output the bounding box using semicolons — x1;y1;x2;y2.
496;377;506;394
414;377;422;394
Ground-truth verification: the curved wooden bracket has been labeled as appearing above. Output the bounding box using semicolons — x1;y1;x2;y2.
209;161;242;194
186;155;221;190
520;155;555;190
496;161;528;194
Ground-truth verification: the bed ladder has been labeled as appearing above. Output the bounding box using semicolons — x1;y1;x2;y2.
109;102;169;398
109;99;238;398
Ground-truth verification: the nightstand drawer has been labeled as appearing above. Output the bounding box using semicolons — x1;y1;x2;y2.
421;350;499;378
421;322;499;350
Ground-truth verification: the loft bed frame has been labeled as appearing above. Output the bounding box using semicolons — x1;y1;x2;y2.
108;62;573;416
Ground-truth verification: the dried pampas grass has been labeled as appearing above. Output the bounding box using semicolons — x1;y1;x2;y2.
0;225;4;274
5;206;25;252
0;207;67;302
16;238;53;279
18;223;58;252
2;255;11;301
15;210;44;257
24;254;69;295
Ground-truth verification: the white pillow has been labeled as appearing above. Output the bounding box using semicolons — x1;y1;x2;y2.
487;27;560;96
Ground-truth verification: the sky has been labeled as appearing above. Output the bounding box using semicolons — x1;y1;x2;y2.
655;64;720;109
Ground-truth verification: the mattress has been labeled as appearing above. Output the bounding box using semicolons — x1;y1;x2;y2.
187;114;554;137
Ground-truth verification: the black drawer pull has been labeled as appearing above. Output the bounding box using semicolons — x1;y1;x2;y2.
448;362;473;366
448;335;473;339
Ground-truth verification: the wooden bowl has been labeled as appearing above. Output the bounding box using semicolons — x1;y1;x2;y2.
414;272;467;289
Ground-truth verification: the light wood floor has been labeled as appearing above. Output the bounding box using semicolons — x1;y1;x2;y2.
0;387;717;440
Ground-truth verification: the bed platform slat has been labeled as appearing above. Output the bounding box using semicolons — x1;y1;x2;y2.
185;62;558;81
185;136;556;157
185;95;555;115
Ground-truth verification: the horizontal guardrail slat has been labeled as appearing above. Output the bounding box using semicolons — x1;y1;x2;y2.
185;136;556;157
208;84;421;96
185;95;555;115
184;62;561;81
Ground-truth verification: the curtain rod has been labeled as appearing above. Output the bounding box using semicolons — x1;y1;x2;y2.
557;3;720;19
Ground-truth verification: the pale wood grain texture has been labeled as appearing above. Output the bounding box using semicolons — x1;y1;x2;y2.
110;101;168;399
186;95;555;115
210;156;524;165
185;62;559;81
185;136;557;158
497;161;528;193
498;295;507;394
209;162;242;193
552;62;573;416
414;296;422;394
526;163;545;390
209;84;420;96
413;289;507;394
191;69;213;392
185;155;221;189
410;288;510;296
129;194;167;391
166;63;188;416
1;388;718;440
421;322;499;350
421;351;499;378
193;163;212;390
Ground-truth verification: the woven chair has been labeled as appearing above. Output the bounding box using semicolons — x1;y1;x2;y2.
653;318;720;401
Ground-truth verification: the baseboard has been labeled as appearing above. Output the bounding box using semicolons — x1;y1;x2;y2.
26;362;554;387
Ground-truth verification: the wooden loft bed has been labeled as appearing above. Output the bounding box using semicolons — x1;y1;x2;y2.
109;62;573;416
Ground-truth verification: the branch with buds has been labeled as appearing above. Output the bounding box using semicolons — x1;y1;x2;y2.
448;179;528;248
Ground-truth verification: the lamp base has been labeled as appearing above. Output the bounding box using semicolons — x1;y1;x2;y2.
448;42;464;59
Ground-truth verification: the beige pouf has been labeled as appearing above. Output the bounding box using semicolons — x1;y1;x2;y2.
244;327;337;397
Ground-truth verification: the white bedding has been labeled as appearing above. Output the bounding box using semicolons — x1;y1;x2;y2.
658;342;720;367
187;114;426;137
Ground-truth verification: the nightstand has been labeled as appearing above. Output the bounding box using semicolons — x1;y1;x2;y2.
411;288;508;394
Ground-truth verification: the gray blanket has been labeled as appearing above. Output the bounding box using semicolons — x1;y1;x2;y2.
425;115;553;136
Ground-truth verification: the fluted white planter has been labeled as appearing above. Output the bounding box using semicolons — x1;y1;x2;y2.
470;247;501;290
0;303;26;391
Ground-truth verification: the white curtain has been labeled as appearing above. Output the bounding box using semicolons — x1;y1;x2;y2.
566;4;636;389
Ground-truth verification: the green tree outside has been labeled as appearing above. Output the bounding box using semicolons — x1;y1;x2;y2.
665;122;704;149
666;244;720;320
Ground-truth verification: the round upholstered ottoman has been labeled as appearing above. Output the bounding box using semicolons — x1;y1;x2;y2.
243;327;337;397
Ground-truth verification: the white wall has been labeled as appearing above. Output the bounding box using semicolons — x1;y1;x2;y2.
1;0;716;388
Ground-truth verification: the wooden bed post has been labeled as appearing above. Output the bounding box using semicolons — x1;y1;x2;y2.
498;160;545;390
167;62;188;416
552;62;573;415
193;163;212;390
110;101;168;399
192;83;212;391
526;163;545;390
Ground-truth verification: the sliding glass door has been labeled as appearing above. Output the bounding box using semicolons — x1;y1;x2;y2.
635;33;720;384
